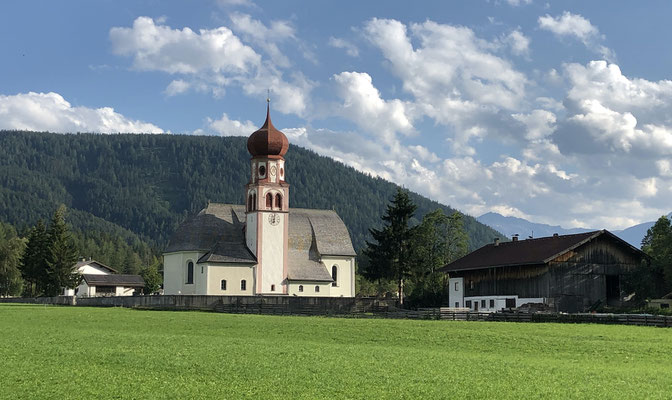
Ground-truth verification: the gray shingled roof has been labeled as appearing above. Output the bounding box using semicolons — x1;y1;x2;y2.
165;203;356;281
82;274;145;287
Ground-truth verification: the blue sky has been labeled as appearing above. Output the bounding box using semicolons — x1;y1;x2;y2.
2;0;672;230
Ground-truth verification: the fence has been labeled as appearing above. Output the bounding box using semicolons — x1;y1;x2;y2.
2;296;671;327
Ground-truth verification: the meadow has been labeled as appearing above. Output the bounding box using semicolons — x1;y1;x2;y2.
1;304;671;399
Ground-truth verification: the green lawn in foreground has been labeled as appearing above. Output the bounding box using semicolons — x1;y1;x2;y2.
0;304;671;399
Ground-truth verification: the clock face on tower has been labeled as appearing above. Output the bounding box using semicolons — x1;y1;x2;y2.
268;213;280;226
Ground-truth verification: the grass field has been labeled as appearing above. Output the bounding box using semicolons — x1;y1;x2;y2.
1;304;671;399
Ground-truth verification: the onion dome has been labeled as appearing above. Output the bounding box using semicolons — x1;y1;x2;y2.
247;103;289;157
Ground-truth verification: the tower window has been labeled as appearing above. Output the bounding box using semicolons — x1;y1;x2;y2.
275;193;282;210
298;285;303;292
241;280;247;291
221;280;227;290
248;194;253;211
315;286;320;293
266;193;273;208
252;193;257;210
331;265;338;287
259;165;266;177
186;261;194;284
271;284;276;292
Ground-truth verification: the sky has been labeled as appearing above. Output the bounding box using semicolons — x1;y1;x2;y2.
1;0;672;230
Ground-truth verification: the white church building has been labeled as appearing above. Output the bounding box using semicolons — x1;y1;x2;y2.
163;105;356;297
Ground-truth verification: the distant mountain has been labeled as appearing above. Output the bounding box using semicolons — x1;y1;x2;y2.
476;212;593;240
477;211;672;249
612;212;672;248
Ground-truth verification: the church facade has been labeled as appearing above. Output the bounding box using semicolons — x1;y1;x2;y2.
163;105;356;297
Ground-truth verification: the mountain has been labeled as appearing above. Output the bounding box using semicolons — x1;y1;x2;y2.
477;211;672;249
612;212;672;248
0;130;504;255
477;212;593;240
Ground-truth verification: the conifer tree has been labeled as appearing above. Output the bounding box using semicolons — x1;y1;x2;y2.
140;259;162;294
43;206;80;296
0;222;26;297
363;189;417;305
20;220;50;296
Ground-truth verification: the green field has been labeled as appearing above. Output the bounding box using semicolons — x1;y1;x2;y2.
1;304;671;399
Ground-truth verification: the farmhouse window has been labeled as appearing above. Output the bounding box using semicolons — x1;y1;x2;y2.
506;298;516;308
299;285;304;292
469;280;474;289
221;280;227;290
315;286;320;293
481;300;486;308
454;282;459;291
241;280;247;291
465;300;471;308
455;302;459;307
186;262;194;284
490;299;495;308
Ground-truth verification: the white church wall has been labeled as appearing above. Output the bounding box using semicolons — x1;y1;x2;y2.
206;264;255;295
259;207;286;294
320;256;355;297
163;251;202;295
288;281;332;297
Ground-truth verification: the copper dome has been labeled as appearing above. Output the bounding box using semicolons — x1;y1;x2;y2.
247;105;289;157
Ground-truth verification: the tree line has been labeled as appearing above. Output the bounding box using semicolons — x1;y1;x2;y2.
0;206;161;297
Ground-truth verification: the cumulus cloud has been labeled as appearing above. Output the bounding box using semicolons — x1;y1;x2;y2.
206;112;257;136
110;17;314;116
502;29;530;56
538;12;614;61
328;37;359;57
0;92;163;133
505;0;532;6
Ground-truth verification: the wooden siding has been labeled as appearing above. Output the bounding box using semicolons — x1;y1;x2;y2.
452;235;643;312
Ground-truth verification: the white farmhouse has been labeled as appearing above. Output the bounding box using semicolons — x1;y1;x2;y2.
64;259;145;297
163;104;356;297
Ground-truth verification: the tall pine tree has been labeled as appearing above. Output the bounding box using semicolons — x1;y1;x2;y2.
0;222;26;297
20;220;50;296
363;189;417;305
43;206;80;296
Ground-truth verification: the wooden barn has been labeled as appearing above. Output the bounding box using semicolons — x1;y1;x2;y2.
441;230;646;313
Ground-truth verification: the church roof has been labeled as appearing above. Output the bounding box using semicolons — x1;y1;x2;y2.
164;203;356;281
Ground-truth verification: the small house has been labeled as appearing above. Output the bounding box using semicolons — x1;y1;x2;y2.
64;259;145;297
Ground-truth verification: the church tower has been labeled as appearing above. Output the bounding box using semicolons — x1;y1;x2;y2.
245;101;290;294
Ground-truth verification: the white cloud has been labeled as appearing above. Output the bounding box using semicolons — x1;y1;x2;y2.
229;12;295;67
0;92;163;133
206;112;257;136
505;0;532;6
538;12;614;61
328;37;359;57
502;29;530;56
110;17;314;116
110;16;260;74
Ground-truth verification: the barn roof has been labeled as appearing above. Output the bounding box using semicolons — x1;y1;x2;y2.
440;230;643;272
164;203;355;281
82;274;145;287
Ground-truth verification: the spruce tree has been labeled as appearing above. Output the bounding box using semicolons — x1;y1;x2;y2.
363;189;417;305
140;259;163;294
20;220;50;296
0;222;26;297
43;206;80;296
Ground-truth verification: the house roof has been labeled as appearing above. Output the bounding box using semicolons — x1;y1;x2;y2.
164;203;355;281
73;260;117;274
440;230;644;273
82;274;145;287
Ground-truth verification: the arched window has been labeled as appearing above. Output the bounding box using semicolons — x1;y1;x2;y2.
221;280;227;290
241;280;247;291
298;285;303;292
266;193;273;208
315;286;320;293
331;265;338;287
271;284;276;292
252;193;257;210
275;193;282;210
247;194;253;211
186;261;194;284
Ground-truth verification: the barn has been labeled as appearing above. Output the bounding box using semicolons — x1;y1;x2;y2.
441;230;647;313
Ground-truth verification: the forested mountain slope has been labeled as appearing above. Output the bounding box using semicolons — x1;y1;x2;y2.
0;130;503;253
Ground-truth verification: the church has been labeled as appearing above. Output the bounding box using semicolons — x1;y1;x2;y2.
163;104;356;297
